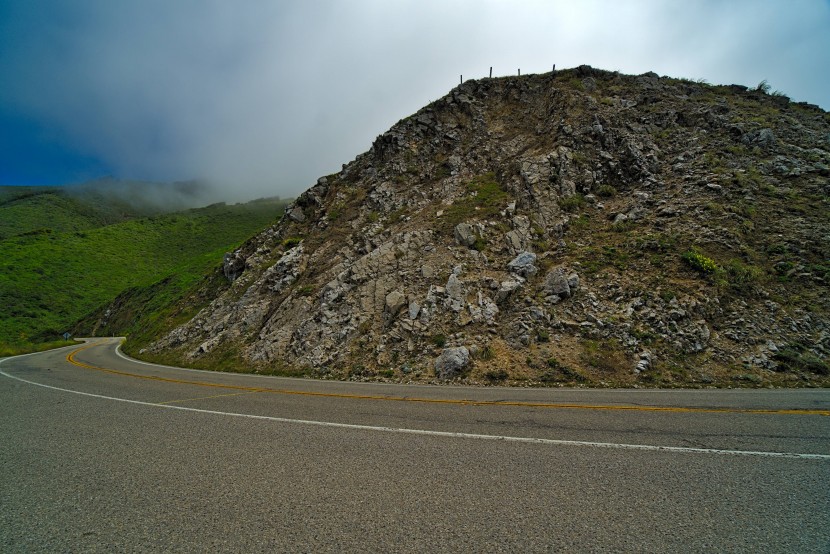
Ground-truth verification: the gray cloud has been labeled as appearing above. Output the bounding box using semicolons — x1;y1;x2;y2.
2;0;828;200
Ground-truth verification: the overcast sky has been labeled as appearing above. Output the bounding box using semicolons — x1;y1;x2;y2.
1;0;828;200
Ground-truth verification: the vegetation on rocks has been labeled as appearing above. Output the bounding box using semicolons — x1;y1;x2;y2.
682;249;721;275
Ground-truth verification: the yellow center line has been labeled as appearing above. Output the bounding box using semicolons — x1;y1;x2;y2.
157;391;265;405
66;344;830;416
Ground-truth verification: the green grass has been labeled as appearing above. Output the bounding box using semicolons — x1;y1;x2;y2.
773;346;830;375
580;339;629;373
682;249;720;274
681;248;765;295
443;173;511;229
105;269;230;352
0;187;140;240
559;193;587;213
0;339;80;358
1;197;289;350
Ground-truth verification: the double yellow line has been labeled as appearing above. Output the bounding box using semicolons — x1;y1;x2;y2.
66;344;830;416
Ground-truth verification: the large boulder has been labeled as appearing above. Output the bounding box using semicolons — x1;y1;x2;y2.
453;223;477;248
385;290;407;316
543;266;580;299
496;278;524;303
544;267;570;297
507;251;538;277
741;128;776;151
434;347;470;379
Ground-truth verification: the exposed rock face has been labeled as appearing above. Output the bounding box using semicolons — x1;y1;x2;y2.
223;251;246;282
287;205;306;223
143;66;830;386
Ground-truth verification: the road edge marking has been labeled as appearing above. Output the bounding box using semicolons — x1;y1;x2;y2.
2;368;829;461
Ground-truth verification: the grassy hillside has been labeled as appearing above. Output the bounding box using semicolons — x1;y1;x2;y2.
0;180;221;240
0;197;288;354
0;186;135;240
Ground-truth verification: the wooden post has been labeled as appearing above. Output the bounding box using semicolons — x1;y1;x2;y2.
460;75;462;84
518;68;521;76
552;64;556;72
489;66;492;78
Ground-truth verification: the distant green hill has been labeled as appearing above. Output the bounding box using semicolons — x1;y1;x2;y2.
0;179;221;240
0;187;135;240
1;196;289;354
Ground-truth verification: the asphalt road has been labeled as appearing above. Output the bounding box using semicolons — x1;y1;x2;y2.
2;338;829;552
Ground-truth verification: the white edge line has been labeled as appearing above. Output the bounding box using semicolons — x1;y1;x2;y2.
1;368;828;461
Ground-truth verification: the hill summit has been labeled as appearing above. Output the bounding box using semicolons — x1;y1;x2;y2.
136;65;830;386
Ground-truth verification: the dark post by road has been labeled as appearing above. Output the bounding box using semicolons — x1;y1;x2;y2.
490;66;493;78
518;68;521;76
460;75;462;84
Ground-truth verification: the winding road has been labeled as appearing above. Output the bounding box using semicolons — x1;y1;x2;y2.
2;338;829;552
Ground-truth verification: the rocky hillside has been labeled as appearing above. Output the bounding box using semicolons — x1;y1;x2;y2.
137;65;830;387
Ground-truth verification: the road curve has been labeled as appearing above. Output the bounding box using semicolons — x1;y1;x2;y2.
2;338;829;552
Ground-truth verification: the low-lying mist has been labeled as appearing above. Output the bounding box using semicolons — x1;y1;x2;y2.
65;177;274;213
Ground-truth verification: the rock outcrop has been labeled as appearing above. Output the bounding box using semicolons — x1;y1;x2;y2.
141;66;830;387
